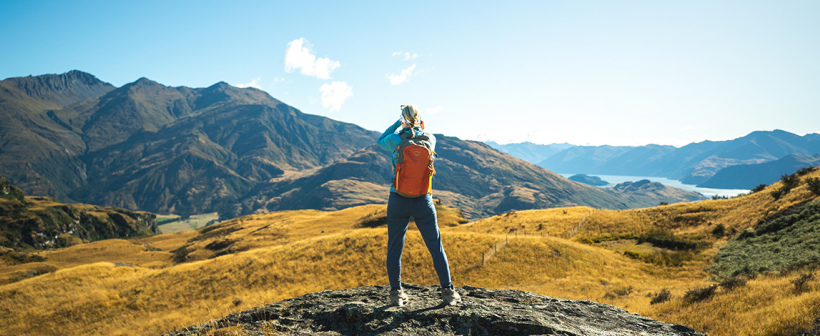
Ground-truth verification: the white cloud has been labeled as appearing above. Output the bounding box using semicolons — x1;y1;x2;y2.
425;106;443;115
320;81;353;112
284;38;340;79
236;77;263;89
392;51;418;60
387;64;417;85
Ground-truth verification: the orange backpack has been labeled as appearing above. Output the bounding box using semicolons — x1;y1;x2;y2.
393;132;435;198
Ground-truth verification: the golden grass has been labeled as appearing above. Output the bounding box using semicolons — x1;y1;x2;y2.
2;170;820;336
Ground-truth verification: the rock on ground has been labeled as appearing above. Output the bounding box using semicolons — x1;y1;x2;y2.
165;284;706;336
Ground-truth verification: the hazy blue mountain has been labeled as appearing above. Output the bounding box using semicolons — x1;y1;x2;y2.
698;154;820;189
535;130;820;188
485;141;574;164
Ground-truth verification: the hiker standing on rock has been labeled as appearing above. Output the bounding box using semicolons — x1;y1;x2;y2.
377;104;461;307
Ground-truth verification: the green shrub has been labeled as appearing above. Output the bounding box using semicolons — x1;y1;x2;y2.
771;188;785;200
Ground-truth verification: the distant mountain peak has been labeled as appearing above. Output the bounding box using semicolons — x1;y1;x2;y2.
204;81;233;92
1;70;114;107
128;77;163;87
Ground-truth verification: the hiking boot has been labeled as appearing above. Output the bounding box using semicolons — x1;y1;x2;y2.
442;287;462;306
390;288;408;306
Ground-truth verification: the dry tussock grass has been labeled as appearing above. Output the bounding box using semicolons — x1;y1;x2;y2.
3;170;820;336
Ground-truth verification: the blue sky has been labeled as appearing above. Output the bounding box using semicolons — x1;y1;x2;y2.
2;0;818;146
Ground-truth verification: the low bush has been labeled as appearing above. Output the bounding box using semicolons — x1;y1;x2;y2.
719;276;747;291
796;166;816;176
807;177;820;196
751;184;768;193
684;285;718;303
638;228;700;251
604;286;633;299
792;272;815;293
781;173;801;193
711;224;726;237
650;289;672;305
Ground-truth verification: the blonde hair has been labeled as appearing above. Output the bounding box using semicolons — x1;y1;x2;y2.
400;105;421;125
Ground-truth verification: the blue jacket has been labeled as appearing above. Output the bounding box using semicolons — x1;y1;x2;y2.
377;120;437;193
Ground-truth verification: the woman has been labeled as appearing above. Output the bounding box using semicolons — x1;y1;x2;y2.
376;104;461;306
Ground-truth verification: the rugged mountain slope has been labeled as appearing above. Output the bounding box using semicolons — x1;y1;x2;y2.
0;71;115;199
1;71;377;217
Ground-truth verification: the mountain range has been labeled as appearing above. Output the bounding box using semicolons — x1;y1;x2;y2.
1;71;704;220
491;130;820;188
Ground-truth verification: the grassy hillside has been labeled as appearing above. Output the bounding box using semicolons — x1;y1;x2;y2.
2;168;820;336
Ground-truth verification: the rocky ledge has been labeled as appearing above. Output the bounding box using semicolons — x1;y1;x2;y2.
166;284;705;336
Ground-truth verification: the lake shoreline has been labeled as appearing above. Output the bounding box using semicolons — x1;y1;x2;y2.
561;173;750;198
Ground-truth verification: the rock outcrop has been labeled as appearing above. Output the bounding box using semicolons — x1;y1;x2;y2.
166;284;706;336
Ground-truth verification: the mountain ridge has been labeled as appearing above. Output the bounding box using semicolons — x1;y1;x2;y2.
2;71;705;219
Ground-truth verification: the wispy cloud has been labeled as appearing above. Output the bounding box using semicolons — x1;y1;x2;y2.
236;77;263;89
387;64;416;85
392;51;418;60
320;81;353;112
284;38;340;79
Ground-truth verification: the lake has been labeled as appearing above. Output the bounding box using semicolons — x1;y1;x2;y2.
560;174;750;198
